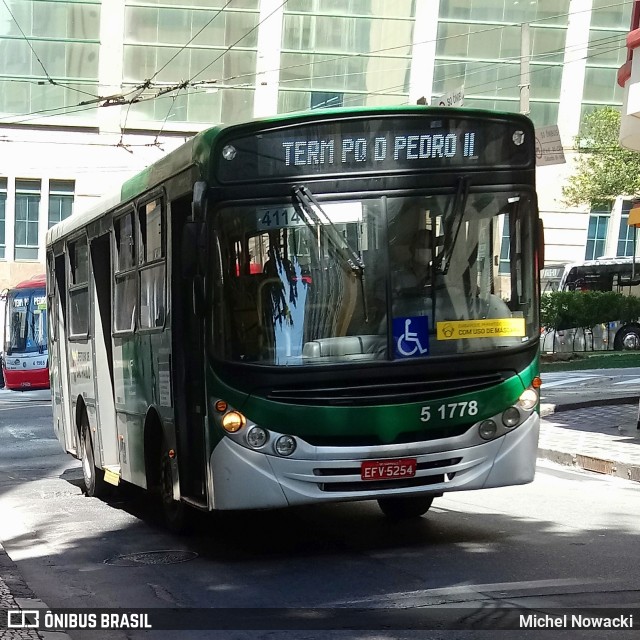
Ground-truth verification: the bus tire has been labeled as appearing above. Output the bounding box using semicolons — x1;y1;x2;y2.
80;414;108;498
614;325;640;350
377;495;434;520
159;442;193;534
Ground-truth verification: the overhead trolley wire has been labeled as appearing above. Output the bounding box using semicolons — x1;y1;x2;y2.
0;0;632;130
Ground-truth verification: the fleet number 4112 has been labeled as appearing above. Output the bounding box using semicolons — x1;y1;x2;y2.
420;401;479;422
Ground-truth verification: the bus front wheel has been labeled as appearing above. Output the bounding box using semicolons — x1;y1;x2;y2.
80;415;108;498
377;495;434;520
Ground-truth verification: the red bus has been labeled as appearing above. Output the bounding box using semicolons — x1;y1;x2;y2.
2;274;50;390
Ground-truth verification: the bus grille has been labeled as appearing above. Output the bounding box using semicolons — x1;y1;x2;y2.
303;427;472;446
266;372;506;406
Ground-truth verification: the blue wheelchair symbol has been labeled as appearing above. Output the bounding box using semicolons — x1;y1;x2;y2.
392;316;429;358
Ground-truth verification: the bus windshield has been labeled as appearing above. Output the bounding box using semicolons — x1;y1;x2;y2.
5;288;48;355
213;188;537;366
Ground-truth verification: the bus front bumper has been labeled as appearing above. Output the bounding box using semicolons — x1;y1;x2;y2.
209;412;540;510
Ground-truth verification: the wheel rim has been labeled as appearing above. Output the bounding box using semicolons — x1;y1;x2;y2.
623;333;640;350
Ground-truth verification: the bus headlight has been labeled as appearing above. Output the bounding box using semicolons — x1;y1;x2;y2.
518;388;538;411
502;406;521;428
222;411;246;433
246;426;268;449
479;420;498;440
275;435;296;456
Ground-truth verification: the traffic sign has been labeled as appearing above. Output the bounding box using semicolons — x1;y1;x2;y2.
535;124;566;166
431;85;464;108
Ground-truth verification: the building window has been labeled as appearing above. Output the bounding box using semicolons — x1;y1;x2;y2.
123;3;259;125
0;1;100;122
310;92;343;109
279;5;415;113
15;179;41;260
616;200;635;257
434;2;571;127
0;178;6;260
48;180;75;228
580;0;632;119
585;207;609;260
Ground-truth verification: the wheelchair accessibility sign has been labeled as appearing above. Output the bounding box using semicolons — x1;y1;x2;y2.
393;316;429;358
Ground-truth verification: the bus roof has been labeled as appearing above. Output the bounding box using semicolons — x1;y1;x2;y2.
46;105;533;247
563;256;639;269
559;256;640;288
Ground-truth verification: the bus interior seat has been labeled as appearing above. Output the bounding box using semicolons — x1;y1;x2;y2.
302;335;384;360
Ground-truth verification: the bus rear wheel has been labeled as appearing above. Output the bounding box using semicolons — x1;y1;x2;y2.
615;326;640;350
159;444;193;533
377;495;434;520
80;415;108;498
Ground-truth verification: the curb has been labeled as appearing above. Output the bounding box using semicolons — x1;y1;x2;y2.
0;390;51;404
540;395;638;418
538;447;640;483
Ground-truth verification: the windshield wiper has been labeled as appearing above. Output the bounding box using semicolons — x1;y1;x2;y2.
292;185;368;323
435;176;469;276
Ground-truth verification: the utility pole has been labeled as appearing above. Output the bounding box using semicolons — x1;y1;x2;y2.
520;23;530;115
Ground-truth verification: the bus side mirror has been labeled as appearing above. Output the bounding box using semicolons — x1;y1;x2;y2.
193;181;207;220
181;222;206;278
181;222;199;278
181;223;206;315
537;219;545;269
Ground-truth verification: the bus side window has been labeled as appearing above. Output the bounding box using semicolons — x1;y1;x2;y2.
138;198;166;330
68;236;90;336
114;212;136;332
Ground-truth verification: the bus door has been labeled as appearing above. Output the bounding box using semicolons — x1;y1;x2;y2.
171;194;207;503
90;233;119;472
50;253;75;452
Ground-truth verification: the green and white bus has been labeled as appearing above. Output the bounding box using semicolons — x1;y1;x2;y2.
46;106;543;528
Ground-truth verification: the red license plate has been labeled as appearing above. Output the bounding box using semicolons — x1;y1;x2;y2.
361;458;417;481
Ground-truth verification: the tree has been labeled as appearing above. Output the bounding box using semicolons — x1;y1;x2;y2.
562;106;640;207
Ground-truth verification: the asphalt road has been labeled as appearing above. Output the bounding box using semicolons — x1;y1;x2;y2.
0;398;639;639
540;367;640;407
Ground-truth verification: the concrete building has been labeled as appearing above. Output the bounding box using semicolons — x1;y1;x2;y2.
620;0;640;150
0;0;633;295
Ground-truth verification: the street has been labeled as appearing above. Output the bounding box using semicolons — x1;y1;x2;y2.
0;393;639;639
540;367;640;406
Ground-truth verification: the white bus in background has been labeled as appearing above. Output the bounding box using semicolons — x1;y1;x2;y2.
541;257;640;352
540;263;566;294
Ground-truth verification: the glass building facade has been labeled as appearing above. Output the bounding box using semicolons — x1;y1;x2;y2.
0;0;100;122
0;0;634;275
0;0;632;130
435;0;571;125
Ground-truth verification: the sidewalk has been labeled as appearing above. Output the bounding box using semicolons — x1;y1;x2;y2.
0;541;69;640
540;397;640;482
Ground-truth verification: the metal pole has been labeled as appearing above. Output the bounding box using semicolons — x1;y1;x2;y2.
633;226;637;281
520;23;530;116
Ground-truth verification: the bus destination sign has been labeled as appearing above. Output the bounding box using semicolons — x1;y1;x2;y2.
215;116;533;182
280;131;478;167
